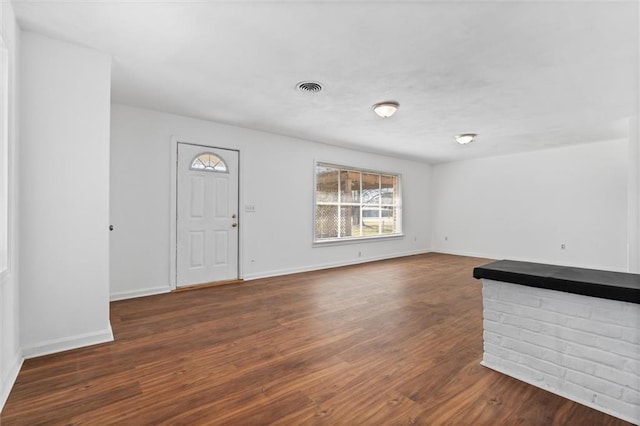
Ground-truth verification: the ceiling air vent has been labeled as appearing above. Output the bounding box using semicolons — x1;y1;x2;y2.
296;81;323;93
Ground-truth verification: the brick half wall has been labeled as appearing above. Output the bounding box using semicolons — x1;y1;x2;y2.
481;279;640;424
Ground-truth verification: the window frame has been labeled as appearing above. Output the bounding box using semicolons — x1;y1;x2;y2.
313;161;403;245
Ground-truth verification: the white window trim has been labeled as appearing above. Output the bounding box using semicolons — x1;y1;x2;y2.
313;161;403;246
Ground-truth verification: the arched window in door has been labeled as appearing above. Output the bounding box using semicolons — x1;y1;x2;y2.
190;152;228;172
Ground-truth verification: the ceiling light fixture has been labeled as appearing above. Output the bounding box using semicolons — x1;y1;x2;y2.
372;101;399;118
455;133;477;144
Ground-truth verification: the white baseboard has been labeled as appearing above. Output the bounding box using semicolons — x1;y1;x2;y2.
430;249;627;273
110;285;171;301
1;352;23;412
430;247;498;260
243;249;431;281
22;325;114;359
481;361;638;425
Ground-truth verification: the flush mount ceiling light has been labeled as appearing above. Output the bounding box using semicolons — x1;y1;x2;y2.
372;101;399;118
455;133;477;144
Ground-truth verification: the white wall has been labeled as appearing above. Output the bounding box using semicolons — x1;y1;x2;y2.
19;32;112;357
629;118;639;272
110;104;431;299
431;139;629;271
0;1;21;412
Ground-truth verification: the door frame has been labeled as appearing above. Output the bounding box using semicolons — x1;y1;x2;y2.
169;136;243;290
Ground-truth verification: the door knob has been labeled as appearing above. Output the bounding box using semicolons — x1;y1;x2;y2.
232;214;236;218
232;223;238;228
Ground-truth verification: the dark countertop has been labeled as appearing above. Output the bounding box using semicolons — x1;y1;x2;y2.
473;260;640;304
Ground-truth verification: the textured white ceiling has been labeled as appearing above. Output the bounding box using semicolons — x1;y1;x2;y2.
13;1;639;163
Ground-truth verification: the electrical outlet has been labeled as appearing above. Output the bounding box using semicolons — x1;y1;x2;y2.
444;236;448;241
561;243;566;250
358;251;362;257
245;204;256;213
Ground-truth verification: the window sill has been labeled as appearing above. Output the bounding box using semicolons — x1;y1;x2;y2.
313;234;404;247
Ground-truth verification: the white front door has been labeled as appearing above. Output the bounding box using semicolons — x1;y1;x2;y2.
177;143;239;287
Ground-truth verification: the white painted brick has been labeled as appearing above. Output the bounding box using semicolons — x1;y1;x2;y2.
483;352;513;376
500;336;544;359
521;307;572;327
535;286;590;304
484;342;519;363
591;305;640;328
565;343;629;369
621;327;640;345
482;281;639;424
492;356;545;382
511;285;550;299
520;329;567;352
483;317;498;329
484;299;544;324
501;313;552;334
496;288;542;308
482;283;499;298
625;359;640;375
540;297;591;319
593;363;640;391
542;374;564;392
592;393;639;423
557;378;599;404
484;319;520;340
483;309;501;323
622;388;640;405
538;348;564;365
483;318;500;333
483;299;517;315
558;354;596;376
483;352;504;369
622;302;640;318
538;287;596;308
482;280;504;292
596;296;634;311
519;353;564;377
547;325;598;347
594;336;640;361
536;349;596;376
483;330;502;346
566;370;623;399
566;317;624;339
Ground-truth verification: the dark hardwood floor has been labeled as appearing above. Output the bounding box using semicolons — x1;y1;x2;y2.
1;253;632;425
